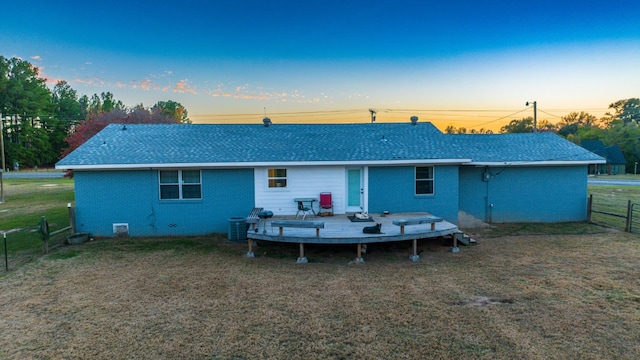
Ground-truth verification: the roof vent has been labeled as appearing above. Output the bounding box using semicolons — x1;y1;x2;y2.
263;117;272;127
410;116;419;125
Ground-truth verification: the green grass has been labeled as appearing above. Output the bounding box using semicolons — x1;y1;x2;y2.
588;185;640;231
473;221;606;238
0;178;75;267
0;178;74;229
591;173;640;180
88;236;225;254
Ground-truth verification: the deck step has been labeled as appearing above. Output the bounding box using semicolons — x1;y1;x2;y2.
456;232;477;246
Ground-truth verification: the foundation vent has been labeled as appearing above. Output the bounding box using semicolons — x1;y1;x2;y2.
113;223;130;237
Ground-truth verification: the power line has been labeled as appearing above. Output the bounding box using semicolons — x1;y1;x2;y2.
382;108;526;113
462;108;531;129
537;109;563;118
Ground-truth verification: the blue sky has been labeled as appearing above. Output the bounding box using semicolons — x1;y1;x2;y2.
2;0;639;130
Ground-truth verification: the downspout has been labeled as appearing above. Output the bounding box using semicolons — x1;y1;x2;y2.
483;167;492;223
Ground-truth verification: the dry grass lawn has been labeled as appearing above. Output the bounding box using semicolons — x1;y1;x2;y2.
0;226;639;359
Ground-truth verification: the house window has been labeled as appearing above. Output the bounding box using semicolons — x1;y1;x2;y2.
268;168;287;188
415;166;434;195
159;170;202;200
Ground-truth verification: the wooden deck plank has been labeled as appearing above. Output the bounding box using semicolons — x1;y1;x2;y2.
247;212;458;244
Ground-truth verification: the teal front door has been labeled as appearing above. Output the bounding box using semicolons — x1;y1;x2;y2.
346;168;362;212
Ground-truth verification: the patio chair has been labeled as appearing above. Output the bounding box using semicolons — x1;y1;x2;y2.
296;200;315;220
319;192;333;216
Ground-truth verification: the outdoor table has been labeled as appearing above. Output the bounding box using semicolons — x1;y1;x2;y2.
293;198;317;219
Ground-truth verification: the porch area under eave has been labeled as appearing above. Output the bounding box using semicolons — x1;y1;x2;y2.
245;212;461;263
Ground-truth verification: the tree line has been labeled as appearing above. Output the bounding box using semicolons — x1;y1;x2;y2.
0;56;190;170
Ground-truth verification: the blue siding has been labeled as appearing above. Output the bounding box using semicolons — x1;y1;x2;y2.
368;165;459;224
74;169;255;237
459;165;588;223
458;167;488;221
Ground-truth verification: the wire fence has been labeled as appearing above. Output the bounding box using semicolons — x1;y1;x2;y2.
2;213;74;272
587;194;640;233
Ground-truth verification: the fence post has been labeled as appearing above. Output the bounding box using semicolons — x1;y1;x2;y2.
40;216;50;254
587;194;593;223
625;200;632;232
3;232;7;271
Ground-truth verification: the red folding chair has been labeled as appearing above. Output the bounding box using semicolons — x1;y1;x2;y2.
319;192;333;216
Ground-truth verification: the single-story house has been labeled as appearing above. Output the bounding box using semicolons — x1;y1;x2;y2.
580;140;627;175
55;121;605;237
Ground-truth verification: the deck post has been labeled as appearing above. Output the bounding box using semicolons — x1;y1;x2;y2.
430;223;435;231
355;243;364;263
399;225;405;235
451;233;460;253
297;243;308;264
409;239;420;262
246;237;255;258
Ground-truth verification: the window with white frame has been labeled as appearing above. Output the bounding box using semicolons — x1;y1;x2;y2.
159;170;202;200
267;168;287;188
415;166;434;195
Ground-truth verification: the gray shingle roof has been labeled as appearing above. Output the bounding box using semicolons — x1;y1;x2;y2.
452;133;604;163
56;123;604;168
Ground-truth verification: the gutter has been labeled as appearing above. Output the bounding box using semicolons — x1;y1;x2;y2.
55;158;473;171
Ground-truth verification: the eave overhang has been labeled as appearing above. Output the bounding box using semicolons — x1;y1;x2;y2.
465;159;607;166
55;158;473;171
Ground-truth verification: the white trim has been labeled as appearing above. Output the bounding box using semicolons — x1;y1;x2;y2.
56;158;606;170
55;158;471;170
415;165;435;196
346;167;364;213
362;166;369;213
466;160;606;166
158;169;202;200
267;167;288;189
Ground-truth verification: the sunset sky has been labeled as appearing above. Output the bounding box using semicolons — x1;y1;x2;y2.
2;0;639;131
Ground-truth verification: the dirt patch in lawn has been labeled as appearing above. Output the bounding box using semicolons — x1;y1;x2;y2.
0;228;639;359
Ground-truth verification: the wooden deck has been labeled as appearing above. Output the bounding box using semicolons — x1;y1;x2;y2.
246;212;460;263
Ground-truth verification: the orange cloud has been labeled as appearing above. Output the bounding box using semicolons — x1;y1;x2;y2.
140;80;153;90
174;79;197;94
35;66;63;85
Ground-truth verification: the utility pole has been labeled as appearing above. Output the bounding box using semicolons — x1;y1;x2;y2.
526;101;537;133
0;113;4;203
